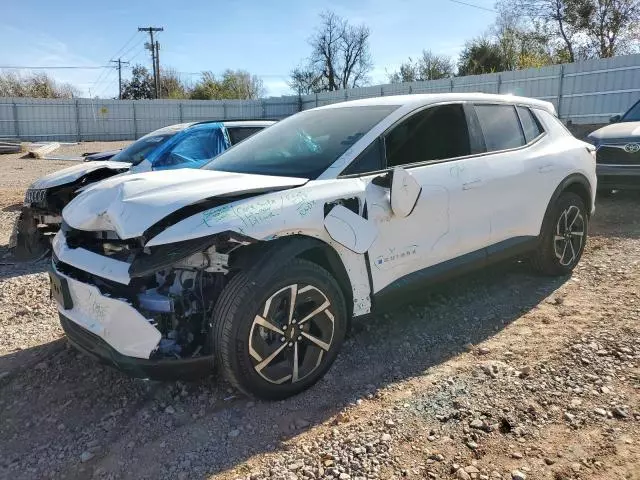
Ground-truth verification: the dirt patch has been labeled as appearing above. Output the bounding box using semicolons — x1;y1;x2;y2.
0;152;637;480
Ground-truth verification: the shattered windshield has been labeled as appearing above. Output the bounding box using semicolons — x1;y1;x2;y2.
202;105;398;179
111;131;178;165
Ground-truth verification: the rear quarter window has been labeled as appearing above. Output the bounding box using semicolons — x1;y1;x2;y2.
227;127;263;144
516;106;544;143
474;104;525;152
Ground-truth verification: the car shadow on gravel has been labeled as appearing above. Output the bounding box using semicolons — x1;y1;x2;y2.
0;252;49;280
0;259;568;480
592;191;640;239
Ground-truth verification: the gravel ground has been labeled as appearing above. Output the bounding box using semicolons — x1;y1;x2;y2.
0;146;638;480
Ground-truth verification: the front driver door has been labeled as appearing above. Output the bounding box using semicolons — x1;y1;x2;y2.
353;103;485;294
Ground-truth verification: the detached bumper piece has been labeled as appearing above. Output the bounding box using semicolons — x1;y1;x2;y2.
60;314;214;380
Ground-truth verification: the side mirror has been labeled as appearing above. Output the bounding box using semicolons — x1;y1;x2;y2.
390;167;421;218
610;114;621;123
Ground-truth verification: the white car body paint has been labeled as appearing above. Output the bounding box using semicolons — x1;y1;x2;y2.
52;93;596;364
324;205;378;254
29;161;131;190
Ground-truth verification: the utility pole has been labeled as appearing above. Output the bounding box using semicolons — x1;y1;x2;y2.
138;26;163;99
154;41;161;98
110;58;129;99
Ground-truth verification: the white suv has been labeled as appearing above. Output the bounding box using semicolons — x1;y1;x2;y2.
50;93;596;399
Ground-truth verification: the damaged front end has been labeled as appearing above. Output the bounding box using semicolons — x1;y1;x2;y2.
12;167;128;260
52;226;254;379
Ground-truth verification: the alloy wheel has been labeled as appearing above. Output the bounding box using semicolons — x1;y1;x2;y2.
553;205;585;267
248;284;335;385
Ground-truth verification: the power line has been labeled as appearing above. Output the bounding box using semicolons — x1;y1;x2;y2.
0;65;112;69
92;31;143;92
447;0;497;13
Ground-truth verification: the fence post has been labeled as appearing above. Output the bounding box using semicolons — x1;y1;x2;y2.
261;99;266;118
179;102;184;123
497;74;502;94
409;85;412;94
223;102;227;120
380;86;384;97
75;99;81;141
450;78;454;92
132;102;138;140
12;102;19;139
315;93;318;108
297;94;303;112
556;65;565;119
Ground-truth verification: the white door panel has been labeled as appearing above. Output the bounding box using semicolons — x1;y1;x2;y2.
365;158;489;293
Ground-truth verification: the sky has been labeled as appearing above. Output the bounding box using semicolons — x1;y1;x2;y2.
1;0;498;98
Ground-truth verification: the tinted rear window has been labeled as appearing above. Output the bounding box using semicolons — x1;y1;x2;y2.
227;127;264;145
517;106;543;143
475;104;525;152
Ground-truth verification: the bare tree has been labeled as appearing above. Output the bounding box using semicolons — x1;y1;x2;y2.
576;0;640;57
290;11;373;93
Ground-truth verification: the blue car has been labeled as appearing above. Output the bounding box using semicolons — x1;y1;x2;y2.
11;120;275;258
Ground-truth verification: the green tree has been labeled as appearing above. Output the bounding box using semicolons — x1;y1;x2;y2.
159;68;190;99
387;50;454;83
190;70;265;100
121;65;154;100
457;37;511;76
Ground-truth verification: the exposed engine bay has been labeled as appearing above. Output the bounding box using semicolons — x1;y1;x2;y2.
137;255;227;359
54;231;253;361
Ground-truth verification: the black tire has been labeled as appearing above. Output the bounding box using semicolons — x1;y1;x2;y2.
11;213;50;261
531;192;588;275
212;258;347;400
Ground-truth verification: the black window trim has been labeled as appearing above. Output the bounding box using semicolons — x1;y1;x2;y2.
515;105;545;144
338;101;475;178
338;100;549;179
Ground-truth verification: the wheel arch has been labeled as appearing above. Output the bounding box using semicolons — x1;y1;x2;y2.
538;173;592;237
230;235;355;319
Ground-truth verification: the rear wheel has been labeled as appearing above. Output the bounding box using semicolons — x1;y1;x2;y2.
212;258;347;400
531;192;588;275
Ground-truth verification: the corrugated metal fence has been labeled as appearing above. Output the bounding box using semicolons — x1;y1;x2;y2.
2;54;640;142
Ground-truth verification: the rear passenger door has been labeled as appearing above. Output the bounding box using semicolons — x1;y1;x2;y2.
472;103;546;246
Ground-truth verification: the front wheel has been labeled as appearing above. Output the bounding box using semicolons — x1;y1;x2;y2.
212;258;347;400
531;192;588;275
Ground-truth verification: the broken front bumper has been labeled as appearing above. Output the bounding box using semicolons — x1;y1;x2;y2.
59;313;213;380
50;244;213;380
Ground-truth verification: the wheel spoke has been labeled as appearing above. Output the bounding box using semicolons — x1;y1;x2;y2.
568;207;581;229
301;331;331;351
255;343;287;373
556;240;568;262
554;235;565;243
298;300;331;325
288;284;298;323
571;231;584;237
567;239;577;264
254;315;284;335
292;342;299;382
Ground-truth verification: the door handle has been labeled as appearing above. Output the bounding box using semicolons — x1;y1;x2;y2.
538;164;554;173
462;179;482;190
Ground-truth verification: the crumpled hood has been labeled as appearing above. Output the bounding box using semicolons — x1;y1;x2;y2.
587;121;640;143
62;169;308;240
30;161;131;189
